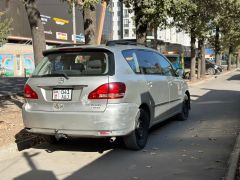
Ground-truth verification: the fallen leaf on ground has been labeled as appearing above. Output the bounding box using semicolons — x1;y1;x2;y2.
132;177;139;180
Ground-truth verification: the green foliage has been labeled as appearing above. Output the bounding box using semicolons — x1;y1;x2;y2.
170;0;214;39
61;0;108;9
0;12;12;46
219;0;240;50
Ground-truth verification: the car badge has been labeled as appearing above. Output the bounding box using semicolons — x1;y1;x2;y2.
58;77;64;84
53;103;64;111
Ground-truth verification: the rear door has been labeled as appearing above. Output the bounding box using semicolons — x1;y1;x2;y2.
26;48;114;112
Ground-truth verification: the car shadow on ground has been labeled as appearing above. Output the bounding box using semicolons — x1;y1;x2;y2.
30;117;178;154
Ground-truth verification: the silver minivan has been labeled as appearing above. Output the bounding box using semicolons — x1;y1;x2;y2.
22;42;190;150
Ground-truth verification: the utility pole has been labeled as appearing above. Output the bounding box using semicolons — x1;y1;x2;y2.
72;1;76;44
96;0;107;45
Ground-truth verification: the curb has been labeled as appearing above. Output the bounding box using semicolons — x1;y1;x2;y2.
225;133;240;180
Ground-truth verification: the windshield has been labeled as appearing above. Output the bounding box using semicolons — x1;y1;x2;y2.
32;50;114;77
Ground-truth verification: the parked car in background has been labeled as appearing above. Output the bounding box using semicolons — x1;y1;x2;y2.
184;58;223;78
22;41;190;150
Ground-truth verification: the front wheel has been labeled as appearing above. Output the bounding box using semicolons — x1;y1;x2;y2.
207;68;216;75
123;109;149;150
178;94;190;121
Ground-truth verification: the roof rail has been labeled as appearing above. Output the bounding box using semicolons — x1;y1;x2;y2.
106;40;146;47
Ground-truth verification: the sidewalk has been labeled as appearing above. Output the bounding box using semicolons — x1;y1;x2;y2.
186;68;238;87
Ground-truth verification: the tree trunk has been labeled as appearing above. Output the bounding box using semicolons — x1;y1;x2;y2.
197;57;201;79
227;46;232;71
134;1;147;44
24;0;46;65
197;40;202;79
215;26;221;65
153;25;158;50
198;38;206;78
190;33;196;81
237;49;240;68
83;4;97;45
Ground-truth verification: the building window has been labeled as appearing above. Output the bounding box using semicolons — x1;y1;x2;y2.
124;19;129;28
118;30;121;36
123;9;129;18
124;29;129;37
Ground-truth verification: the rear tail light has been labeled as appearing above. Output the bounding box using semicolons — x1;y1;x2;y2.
24;84;38;99
88;82;126;99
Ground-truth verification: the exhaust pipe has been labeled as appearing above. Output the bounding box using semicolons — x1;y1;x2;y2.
109;137;116;143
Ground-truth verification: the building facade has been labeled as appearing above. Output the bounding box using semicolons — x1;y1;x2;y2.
112;0;191;47
0;0;113;77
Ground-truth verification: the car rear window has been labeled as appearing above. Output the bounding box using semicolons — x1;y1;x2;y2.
32;49;114;77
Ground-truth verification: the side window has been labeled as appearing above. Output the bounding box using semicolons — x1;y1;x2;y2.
157;54;176;76
122;49;140;73
136;50;163;75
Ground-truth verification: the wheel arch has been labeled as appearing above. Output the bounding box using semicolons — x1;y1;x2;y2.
139;103;151;123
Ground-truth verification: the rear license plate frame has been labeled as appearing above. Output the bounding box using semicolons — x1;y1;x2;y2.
52;89;73;101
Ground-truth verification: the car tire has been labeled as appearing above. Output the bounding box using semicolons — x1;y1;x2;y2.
207;68;216;75
178;94;190;121
123;108;149;150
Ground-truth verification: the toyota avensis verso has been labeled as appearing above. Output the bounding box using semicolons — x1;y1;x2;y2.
22;41;190;150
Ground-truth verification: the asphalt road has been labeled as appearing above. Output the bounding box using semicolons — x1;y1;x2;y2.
0;70;240;180
0;77;27;97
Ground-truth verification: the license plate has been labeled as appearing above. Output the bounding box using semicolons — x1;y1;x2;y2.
52;89;72;101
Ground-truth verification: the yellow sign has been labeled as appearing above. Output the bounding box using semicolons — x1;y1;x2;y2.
53;17;69;25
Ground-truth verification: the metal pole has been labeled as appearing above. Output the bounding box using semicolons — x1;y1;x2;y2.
96;0;107;45
72;2;76;44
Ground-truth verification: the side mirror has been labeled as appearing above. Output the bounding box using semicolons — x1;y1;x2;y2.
176;69;185;78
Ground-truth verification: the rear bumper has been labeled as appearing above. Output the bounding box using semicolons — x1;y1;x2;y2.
22;103;139;137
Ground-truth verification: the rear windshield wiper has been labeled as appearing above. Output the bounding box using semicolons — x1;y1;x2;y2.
40;72;69;80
